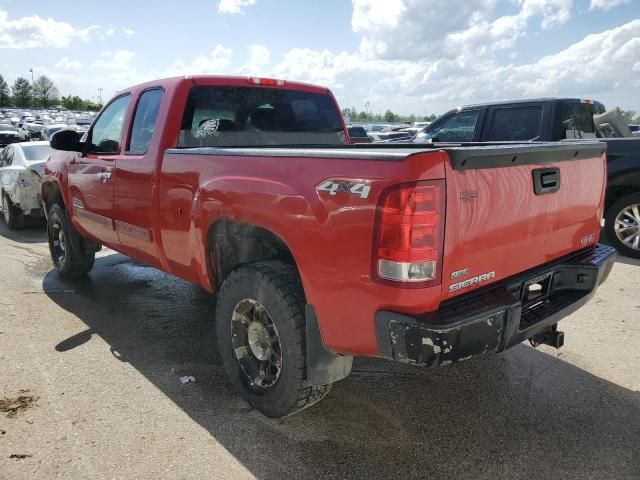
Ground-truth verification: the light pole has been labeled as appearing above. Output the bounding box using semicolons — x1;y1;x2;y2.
29;68;34;107
97;88;103;106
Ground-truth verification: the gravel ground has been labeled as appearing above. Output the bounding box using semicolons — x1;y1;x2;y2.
0;221;638;480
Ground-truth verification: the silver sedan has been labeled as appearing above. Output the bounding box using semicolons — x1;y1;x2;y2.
0;141;53;229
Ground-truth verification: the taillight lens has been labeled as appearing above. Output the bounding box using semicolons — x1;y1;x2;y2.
373;181;445;286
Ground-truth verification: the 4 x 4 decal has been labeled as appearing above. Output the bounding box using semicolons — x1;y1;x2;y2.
317;180;371;199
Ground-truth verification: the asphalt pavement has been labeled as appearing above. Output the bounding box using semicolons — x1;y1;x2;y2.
0;220;638;479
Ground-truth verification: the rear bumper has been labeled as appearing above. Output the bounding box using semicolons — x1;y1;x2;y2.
375;244;616;366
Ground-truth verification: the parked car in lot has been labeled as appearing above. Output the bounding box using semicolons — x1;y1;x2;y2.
0;123;21;147
347;125;372;144
42;76;614;417
0;141;53;228
413;98;640;258
629;124;640;137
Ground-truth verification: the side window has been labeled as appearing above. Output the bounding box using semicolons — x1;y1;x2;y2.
430;111;479;142
0;148;5;167
488;107;543;141
89;94;131;154
127;89;164;155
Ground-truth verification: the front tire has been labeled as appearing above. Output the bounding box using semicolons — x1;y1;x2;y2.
1;192;25;229
215;261;331;418
605;192;640;259
47;204;95;278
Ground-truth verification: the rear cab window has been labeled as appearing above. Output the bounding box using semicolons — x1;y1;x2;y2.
556;100;605;140
178;86;346;147
486;106;544;141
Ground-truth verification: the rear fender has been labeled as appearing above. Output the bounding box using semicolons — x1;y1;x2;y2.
193;178;352;384
192;175;310;291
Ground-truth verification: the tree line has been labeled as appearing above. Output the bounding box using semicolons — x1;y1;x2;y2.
342;107;437;124
0;74;102;111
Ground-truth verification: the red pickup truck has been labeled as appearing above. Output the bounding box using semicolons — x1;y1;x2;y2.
42;76;615;417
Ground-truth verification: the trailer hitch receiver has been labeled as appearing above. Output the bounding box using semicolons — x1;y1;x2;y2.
529;323;564;349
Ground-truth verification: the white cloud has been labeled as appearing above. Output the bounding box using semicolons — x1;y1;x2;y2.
517;0;572;29
266;18;640;114
56;57;82;70
507;19;640;96
0;9;100;49
163;44;233;76
92;49;136;70
589;0;631;10
123;28;135;36
351;0;575;61
248;44;270;66
217;0;256;15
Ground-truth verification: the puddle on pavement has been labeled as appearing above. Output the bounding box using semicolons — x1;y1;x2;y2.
25;255;55;278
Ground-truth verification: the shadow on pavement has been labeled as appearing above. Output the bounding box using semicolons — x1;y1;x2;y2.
44;254;640;479
0;218;47;244
615;255;640;267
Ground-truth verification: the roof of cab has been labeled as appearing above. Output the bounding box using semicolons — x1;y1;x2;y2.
457;97;604;110
115;75;331;97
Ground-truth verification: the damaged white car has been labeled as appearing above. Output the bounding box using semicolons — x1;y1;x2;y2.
0;141;53;229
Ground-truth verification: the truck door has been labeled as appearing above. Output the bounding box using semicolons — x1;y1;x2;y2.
112;87;164;266
67;94;131;246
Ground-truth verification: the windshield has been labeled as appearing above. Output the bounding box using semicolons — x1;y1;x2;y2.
22;144;53;161
0;124;17;132
178;86;346;147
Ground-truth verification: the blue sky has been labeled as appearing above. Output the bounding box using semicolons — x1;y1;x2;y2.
1;0;638;115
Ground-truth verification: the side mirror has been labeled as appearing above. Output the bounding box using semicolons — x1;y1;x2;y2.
50;129;82;152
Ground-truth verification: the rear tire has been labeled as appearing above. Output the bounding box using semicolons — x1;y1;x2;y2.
605;192;640;259
215;261;331;418
47;204;95;278
1;192;25;230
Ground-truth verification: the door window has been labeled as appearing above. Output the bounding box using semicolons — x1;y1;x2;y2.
428;111;479;142
127;89;164;154
488;106;543;141
89;94;131;154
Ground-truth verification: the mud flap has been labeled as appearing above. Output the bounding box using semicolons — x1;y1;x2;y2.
305;305;353;386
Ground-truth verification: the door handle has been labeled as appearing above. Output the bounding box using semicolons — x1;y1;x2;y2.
96;172;112;180
532;168;560;195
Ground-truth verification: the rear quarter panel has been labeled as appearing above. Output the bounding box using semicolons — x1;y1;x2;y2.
158;150;446;355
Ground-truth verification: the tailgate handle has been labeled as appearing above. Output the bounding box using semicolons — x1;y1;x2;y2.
533;168;560;195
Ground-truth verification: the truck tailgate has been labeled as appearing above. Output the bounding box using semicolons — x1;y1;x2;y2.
441;142;607;300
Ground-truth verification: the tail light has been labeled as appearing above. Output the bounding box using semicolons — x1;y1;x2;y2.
247;77;286;87
372;180;445;287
